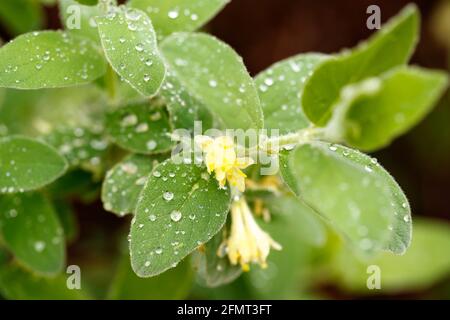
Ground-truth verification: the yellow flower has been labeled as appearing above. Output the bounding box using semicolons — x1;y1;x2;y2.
225;197;282;271
195;135;254;192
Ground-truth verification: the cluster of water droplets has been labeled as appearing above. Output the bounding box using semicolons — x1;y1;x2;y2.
47;126;108;169
97;6;163;94
130;162;228;271
114;105;172;152
257;58;317;129
1;31;101;88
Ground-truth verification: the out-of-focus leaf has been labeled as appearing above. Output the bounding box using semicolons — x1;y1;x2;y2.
0;0;43;36
243;194;326;298
0;262;88;300
0;31;106;89
0;136;68;193
193;229;242;288
59;0;101;42
332;218;450;293
0;87;108;137
106;102;174;154
96;7;166;96
130;159;231;277
280;142;411;255
161;32;264;130
129;0;229;39
108;253;193;299
302;4;419;126
0;193;65;275
43;126;110;175
332;67;448;151
53;200;78;242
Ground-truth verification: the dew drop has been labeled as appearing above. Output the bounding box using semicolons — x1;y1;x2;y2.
153;171;161;178
135;43;144;52
163;191;174;201
34;241;46;252
170;210;182;222
121;114;138;127
208;79;218;87
168;10;179;19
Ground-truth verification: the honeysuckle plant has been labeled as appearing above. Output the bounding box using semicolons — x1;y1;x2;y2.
0;0;449;299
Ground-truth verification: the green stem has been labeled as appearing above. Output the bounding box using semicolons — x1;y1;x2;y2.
106;65;118;104
251;127;325;155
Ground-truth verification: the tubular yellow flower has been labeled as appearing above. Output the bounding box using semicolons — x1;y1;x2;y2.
226;197;282;271
195;135;254;192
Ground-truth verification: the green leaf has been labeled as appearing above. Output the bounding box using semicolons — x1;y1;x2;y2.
53;200;78;242
129;0;229;39
255;54;327;133
0;31;106;89
193;229;242;288
161;71;214;131
0;193;65;275
161;32;264;130
43;126;110;174
0;86;108;137
302;4;419;126
59;0;101;42
0;262;88;300
245;195;326;298
266;194;327;247
280;142;411;255
106;102;174;154
332;218;450;293
102;154;164;216
332;67;449;151
130;159;231;277
0;136;68;193
96;7;166;97
0;0;43;36
108;252;193;299
44;127;109;173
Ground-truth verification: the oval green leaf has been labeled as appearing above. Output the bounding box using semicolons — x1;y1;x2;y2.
106;102;174;154
59;0;101;42
161;32;264;130
108;252;193;299
280;142;411;255
129;0;229;39
332;218;450;293
302;4;419;126
255;54;327;134
0;193;65;275
0;31;106;89
130;159;231;277
339;67;448;151
0;136;68;193
0;262;87;299
96;7;166;97
102;154;164;216
44;126;110;174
